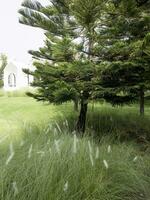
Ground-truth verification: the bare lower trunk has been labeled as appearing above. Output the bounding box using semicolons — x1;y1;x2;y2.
76;99;88;134
139;87;144;116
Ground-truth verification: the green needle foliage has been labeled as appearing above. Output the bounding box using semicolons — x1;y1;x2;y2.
97;0;150;115
19;0;105;133
19;0;150;134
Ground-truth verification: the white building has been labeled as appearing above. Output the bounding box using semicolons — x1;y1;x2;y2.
3;60;35;91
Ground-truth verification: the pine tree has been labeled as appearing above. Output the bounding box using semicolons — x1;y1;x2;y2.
95;0;150;115
19;0;150;134
0;54;7;88
69;0;105;132
19;0;104;133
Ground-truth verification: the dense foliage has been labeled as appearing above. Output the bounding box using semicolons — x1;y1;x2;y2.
97;0;150;115
19;0;150;133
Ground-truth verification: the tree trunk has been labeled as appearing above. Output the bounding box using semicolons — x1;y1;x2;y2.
139;87;144;115
76;99;88;134
73;99;79;112
75;32;92;134
88;37;93;61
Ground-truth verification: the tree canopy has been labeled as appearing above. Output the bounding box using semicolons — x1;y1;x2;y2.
97;0;150;114
19;0;150;133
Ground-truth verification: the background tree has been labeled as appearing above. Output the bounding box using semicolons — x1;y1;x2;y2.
0;54;7;88
94;0;150;115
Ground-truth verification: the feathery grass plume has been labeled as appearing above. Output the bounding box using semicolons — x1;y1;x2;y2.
20;140;25;147
88;141;94;166
73;134;77;154
110;116;113;122
63;121;66;127
89;153;94;167
47;139;50;145
53;128;58;136
0;135;9;144
103;160;109;169
45;126;50;135
95;146;99;159
88;140;92;154
37;151;45;156
49;147;52;154
55;121;62;133
133;156;138;162
72;130;76;135
28;125;32;134
65;119;69;127
28;144;33;159
6;143;14;165
140;193;144;197
63;181;68;192
12;181;19;196
107;145;111;153
45;124;52;135
54;139;60;153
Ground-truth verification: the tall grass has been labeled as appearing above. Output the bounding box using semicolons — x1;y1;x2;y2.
86;105;150;142
0;124;150;200
0;97;150;199
57;103;150;142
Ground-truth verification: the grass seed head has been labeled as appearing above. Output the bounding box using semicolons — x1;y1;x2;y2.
63;181;69;192
73;134;77;154
6;143;14;165
88;140;92;154
103;160;109;169
28;144;33;159
12;181;19;196
54;139;60;153
133;156;138;162
95;147;99;159
107;145;111;153
89;153;94;167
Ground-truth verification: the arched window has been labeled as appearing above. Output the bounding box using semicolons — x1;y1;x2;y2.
8;73;16;87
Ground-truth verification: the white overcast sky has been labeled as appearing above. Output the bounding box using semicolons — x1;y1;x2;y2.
0;0;49;64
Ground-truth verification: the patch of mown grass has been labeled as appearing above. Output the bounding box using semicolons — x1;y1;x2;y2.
0;97;71;137
0;89;26;97
0;124;150;200
0;88;35;97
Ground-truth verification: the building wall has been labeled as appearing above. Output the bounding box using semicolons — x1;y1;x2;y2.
3;61;34;91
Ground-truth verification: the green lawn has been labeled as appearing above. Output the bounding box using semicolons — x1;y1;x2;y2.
0;97;72;138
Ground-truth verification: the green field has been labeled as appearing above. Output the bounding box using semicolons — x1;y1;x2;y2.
0;97;150;200
0;96;150;137
0;97;72;138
